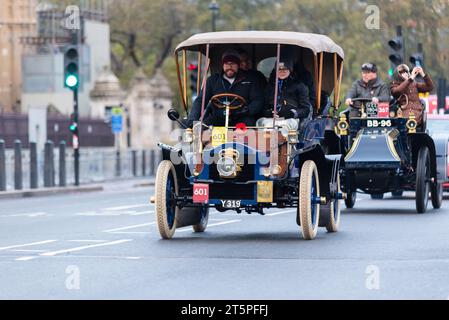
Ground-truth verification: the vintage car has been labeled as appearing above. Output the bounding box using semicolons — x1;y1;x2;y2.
336;98;448;213
152;31;346;239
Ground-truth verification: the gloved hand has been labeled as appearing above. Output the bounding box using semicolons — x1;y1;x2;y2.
231;105;250;119
277;105;296;118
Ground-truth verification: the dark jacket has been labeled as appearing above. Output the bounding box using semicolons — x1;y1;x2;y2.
263;75;312;119
390;71;434;123
186;71;264;127
346;77;390;102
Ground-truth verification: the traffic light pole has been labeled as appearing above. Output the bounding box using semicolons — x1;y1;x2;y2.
73;87;80;186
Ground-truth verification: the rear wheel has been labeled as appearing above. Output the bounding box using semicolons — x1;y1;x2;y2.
192;207;210;232
155;160;178;239
298;160;320;240
370;193;384;200
431;182;443;209
345;190;356;208
392;191;403;197
326;175;341;233
416;147;430;214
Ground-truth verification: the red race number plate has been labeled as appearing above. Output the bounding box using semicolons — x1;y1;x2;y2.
193;183;209;203
377;103;390;118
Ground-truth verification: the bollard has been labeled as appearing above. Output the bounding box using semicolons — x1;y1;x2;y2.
0;139;6;191
150;149;155;176
14;140;23;190
30;142;38;189
59;141;66;187
142;150;146;176
115;150;121;177
132;150;137;176
44;141;55;187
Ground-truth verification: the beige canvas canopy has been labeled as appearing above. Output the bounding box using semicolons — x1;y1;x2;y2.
175;31;345;113
175;31;344;59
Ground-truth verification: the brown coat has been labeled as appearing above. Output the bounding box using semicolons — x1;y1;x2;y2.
390;74;434;123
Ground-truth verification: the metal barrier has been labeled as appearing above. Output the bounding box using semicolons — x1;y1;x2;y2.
0;140;161;191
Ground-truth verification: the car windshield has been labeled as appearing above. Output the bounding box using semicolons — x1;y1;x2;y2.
427;119;449;135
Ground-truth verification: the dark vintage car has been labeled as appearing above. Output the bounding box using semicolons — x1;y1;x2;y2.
151;31;347;240
336;98;448;213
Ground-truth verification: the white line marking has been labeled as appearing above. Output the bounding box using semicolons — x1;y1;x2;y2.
16;256;38;261
10;249;46;253
67;240;109;243
265;209;297;216
108;231;150;234
103;222;155;233
177;219;240;232
40;239;132;257
1;212;49;218
102;204;149;211
0;240;57;252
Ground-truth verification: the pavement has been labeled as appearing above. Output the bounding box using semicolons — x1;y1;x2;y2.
1;182;449;299
0;176;155;199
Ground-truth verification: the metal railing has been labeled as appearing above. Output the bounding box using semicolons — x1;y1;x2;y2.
0;139;161;191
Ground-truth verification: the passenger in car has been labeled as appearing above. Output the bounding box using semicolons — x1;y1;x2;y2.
263;58;312;120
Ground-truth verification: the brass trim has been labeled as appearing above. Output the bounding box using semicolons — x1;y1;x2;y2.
386;129;401;161
344;130;363;161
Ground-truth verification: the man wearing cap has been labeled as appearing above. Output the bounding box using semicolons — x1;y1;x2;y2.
345;63;390;116
263;59;312;120
185;49;264;127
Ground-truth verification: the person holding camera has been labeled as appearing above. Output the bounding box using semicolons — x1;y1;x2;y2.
390;64;434;125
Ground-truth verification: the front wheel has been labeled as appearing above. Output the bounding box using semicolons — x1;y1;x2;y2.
155;160;179;239
431;182;443;209
416;147;430;214
192;207;210;232
345;190;356;209
298;160;320;240
319;175;341;233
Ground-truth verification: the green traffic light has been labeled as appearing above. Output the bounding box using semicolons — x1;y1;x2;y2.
388;68;394;77
65;74;78;88
69;123;77;132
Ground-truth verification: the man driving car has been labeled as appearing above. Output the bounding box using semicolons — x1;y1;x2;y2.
185;50;264;127
345;63;390;117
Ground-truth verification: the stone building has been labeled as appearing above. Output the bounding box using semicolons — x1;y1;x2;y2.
123;68;174;149
0;0;38;113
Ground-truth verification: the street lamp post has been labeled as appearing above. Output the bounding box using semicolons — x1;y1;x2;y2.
208;0;220;32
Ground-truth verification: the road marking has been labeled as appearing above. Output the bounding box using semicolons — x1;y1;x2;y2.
16;256;38;261
177;219;240;232
130;210;154;216
103;222;155;233
0;240;57;252
40;239;132;257
67;240;109;243
265;209;297;216
108;231;150;234
0;212;49;218
10;249;46;253
102;204;149;211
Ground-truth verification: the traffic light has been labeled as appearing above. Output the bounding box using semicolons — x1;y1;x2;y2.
189;63;198;96
64;45;79;90
388;26;405;75
410;43;424;68
69;113;78;135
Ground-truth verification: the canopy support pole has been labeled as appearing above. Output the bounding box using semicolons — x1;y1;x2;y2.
316;52;323;112
272;43;281;128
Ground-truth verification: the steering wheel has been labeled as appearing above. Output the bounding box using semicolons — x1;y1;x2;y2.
210;93;247;110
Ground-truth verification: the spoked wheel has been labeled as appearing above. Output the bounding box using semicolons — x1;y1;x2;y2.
319;175;341;233
298;160;320;240
345;190;356;209
416;147;430;214
155;160;179;239
431;182;443;209
370;193;384;200
192;207;210;232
